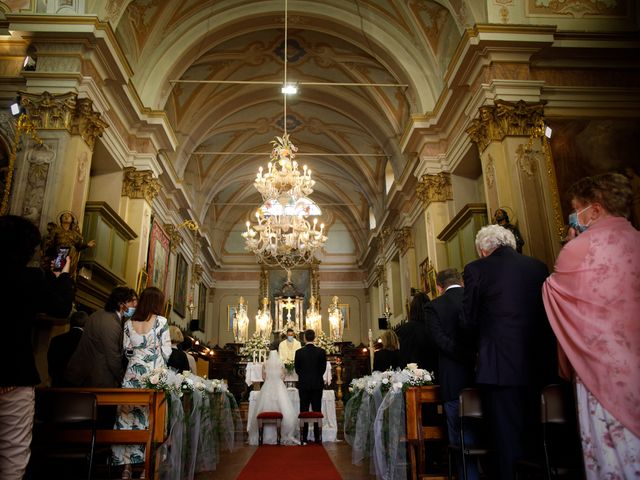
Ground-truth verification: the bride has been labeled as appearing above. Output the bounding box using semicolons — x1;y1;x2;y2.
247;350;299;445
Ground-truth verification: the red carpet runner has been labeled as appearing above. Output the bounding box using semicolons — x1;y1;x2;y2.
236;444;342;480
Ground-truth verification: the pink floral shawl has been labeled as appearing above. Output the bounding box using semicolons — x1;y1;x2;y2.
543;216;640;437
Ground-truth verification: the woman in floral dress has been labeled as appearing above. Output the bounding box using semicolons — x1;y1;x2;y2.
112;287;171;479
543;173;640;478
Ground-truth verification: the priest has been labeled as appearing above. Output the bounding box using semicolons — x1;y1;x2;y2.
278;328;301;363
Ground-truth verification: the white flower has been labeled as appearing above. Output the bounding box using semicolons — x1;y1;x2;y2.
406;363;418;371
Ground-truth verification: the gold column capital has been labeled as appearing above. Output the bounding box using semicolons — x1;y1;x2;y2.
19;91;108;149
416;172;453;206
394;226;413;255
466;100;546;152
122;167;160;204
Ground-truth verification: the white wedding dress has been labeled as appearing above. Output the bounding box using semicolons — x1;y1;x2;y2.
247;350;299;445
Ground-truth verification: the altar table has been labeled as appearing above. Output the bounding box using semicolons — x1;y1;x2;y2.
245;361;332;386
247;389;337;443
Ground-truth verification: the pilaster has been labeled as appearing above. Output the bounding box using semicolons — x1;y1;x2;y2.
466;100;562;268
119;167;160;287
10;91;107;229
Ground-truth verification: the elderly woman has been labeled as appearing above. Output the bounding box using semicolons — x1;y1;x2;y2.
167;326;191;374
373;329;400;372
543;173;640;478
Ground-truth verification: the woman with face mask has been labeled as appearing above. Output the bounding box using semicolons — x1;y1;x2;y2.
542;173;640;479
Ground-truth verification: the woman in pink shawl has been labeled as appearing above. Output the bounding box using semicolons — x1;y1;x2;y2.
543;173;640;479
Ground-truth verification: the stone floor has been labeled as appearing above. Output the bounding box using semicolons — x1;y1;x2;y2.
194;441;374;479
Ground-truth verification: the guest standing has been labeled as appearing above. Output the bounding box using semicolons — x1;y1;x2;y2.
426;268;477;480
462;224;556;480
543;173;640;479
373;330;400;372
397;291;438;372
47;310;88;387
112;287;171;479
294;329;327;444
65;286;138;388
167;325;190;373
0;215;74;480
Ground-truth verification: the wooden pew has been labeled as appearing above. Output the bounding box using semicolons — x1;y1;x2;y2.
405;385;446;480
41;388;167;479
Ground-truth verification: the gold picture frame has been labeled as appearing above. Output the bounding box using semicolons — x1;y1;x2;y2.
164;299;173;318
136;268;148;296
427;263;438;299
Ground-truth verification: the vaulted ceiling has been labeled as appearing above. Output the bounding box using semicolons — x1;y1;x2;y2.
108;0;483;267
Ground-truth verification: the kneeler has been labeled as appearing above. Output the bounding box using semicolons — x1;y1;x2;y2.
256;411;284;445
298;411;323;443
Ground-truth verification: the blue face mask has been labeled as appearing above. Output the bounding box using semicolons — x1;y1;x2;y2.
124;307;136;318
287;336;294;342
568;205;592;233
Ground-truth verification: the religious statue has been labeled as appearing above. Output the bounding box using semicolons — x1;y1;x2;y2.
44;211;96;276
493;208;524;253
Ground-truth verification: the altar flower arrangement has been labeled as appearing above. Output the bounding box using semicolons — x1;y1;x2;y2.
314;330;338;354
239;331;271;360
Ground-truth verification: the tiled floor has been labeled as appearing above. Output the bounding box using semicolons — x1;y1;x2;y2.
195;441;374;479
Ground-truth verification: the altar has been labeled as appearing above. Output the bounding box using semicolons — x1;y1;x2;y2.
247;389;338;443
244;361;332;386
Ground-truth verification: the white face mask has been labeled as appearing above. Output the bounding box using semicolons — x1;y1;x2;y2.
287;335;294;342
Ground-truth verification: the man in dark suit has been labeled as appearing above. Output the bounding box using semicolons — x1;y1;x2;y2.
426;268;477;480
294;329;327;444
463;224;556;480
47;311;89;387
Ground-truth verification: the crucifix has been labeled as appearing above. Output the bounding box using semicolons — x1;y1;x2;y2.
282;297;296;324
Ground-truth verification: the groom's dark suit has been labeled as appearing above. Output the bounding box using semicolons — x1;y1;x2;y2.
294;342;326;442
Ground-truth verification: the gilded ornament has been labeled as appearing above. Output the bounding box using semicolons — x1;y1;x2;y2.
416;172;453;206
121;167;160;203
394;227;414;255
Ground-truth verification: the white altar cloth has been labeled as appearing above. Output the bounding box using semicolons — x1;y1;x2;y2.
245;361;332;386
247;389;337;443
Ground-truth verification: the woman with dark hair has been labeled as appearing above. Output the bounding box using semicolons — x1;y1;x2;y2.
112;287;171;479
543;173;640;478
396;291;438;372
0;215;74;480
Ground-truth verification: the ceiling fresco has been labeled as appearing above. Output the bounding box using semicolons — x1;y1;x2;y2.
109;0;468;266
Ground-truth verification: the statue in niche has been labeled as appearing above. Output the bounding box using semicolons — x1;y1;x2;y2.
493;208;525;253
44;211;96;276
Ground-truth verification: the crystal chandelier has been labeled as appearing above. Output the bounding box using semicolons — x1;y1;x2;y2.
305;295;322;332
243;134;327;270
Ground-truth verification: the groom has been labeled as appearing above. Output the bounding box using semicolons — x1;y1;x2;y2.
294;329;327;444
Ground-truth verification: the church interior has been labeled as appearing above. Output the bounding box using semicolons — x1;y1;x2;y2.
1;0;639;478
